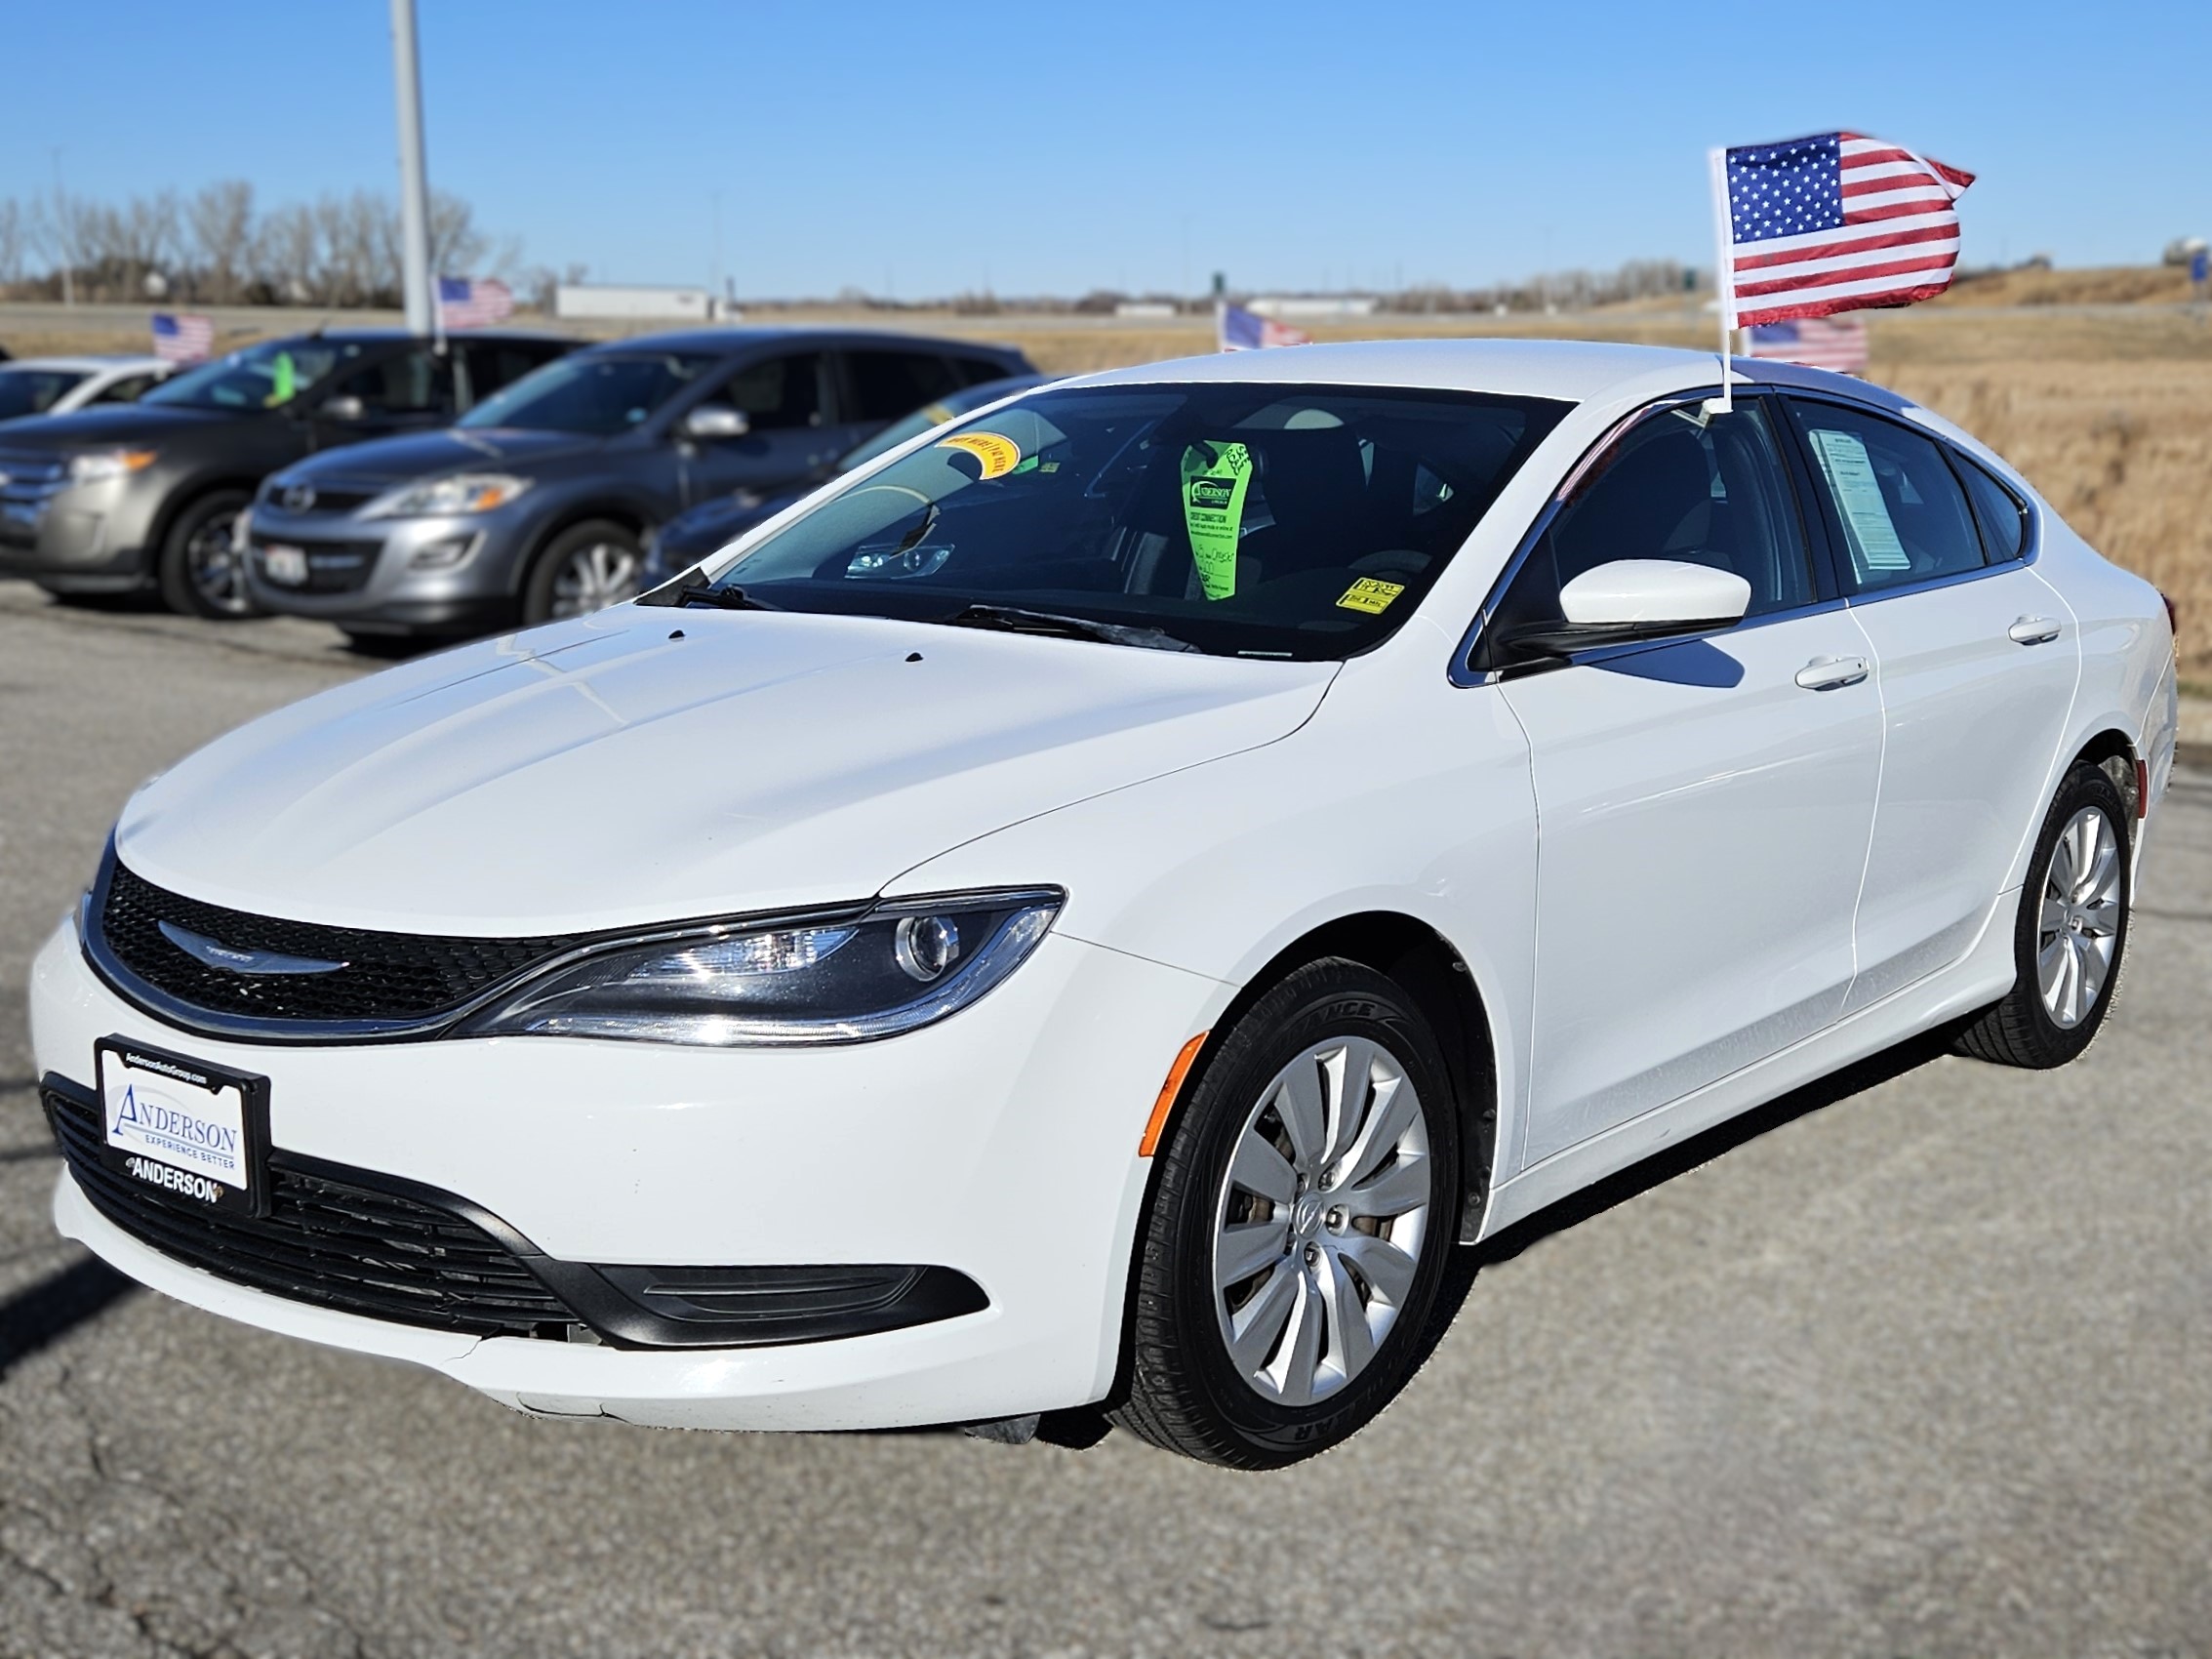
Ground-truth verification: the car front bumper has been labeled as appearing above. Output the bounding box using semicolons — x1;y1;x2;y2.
242;506;530;634
31;913;1227;1430
0;470;158;587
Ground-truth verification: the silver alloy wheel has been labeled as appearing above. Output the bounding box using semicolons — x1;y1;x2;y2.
1212;1035;1431;1406
186;509;252;615
2037;803;2123;1029
549;540;640;619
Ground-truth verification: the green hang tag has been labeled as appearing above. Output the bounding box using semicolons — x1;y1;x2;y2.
1180;440;1253;601
269;351;297;406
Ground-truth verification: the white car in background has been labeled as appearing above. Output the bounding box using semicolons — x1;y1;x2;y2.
0;355;175;424
33;341;2178;1467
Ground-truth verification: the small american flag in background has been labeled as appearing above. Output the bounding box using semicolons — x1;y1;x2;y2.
1219;303;1312;351
1747;316;1869;374
150;312;214;363
1722;132;1973;327
436;275;514;330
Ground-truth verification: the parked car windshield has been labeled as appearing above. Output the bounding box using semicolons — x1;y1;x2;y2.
458;351;718;435
144;339;355;411
0;368;90;420
709;382;1568;660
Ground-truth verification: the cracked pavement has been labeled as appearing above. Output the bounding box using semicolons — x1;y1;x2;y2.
2;584;2208;1657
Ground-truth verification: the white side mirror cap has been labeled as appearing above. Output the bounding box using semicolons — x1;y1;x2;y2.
1558;559;1751;629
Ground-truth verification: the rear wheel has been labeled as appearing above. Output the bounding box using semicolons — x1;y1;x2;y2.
523;520;642;626
157;490;258;619
1955;762;2131;1068
1111;959;1461;1468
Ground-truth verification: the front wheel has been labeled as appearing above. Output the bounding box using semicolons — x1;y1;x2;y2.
1111;959;1461;1468
523;520;642;626
157;490;259;619
1955;761;2132;1068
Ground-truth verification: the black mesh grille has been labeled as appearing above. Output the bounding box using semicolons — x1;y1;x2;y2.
46;1084;575;1340
97;856;581;1027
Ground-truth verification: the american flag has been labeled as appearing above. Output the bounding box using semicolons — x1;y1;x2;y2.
150;312;215;364
436;275;514;330
1746;316;1870;374
1721;132;1973;328
1219;303;1312;351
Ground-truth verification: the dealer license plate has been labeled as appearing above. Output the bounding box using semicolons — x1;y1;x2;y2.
96;1037;269;1216
261;544;308;586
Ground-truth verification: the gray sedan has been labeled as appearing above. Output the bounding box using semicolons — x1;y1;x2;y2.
244;328;1033;645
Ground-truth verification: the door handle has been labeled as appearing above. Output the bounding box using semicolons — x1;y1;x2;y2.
1795;655;1870;691
2008;616;2063;646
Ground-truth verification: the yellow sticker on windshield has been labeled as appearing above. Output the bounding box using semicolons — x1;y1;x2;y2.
1336;578;1405;615
938;431;1022;479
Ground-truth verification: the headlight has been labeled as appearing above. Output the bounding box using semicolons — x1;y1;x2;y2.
364;472;533;518
455;890;1061;1046
68;448;158;484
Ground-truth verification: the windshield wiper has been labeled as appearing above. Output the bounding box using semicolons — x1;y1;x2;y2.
935;604;1200;653
635;566;776;611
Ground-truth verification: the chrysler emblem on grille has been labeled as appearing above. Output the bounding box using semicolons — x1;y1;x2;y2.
157;919;348;977
280;482;316;513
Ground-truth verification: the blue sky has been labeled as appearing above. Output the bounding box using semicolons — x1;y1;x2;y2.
5;1;2205;298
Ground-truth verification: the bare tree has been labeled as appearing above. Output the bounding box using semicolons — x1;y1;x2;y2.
0;198;26;287
427;190;489;280
186;180;255;303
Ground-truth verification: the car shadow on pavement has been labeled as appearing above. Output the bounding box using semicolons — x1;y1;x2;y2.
0;1255;138;1384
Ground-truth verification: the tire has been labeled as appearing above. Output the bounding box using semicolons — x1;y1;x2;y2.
1955;761;2131;1069
522;520;643;627
1110;959;1462;1469
156;489;259;619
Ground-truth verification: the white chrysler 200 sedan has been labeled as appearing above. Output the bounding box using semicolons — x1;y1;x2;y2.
34;341;2179;1467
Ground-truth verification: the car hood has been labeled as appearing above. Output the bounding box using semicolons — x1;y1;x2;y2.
116;606;1336;936
286;425;603;487
0;403;238;451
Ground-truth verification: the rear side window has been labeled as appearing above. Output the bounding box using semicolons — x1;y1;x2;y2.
1482;399;1816;664
1789;400;1985;592
92;374;157;405
331;346;452;416
948;354;1016;388
1956;455;2029;563
461;343;565;406
844;350;962;422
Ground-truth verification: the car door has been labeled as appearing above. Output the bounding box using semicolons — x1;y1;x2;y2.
305;344;456;450
676;350;840;506
1482;395;1884;1166
1779;396;2081;1012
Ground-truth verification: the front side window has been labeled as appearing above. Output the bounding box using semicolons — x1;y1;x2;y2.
0;369;89;419
145;338;357;411
1790;400;1986;592
1479;400;1814;667
329;346;452;416
91;374;157;405
714;352;827;429
458;351;718;435
707;383;1567;661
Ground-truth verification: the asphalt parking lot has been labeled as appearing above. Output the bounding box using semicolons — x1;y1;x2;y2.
2;584;2207;1659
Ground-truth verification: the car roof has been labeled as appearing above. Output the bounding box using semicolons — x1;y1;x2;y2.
239;328;574;347
575;327;1025;358
0;354;170;374
1062;336;1910;412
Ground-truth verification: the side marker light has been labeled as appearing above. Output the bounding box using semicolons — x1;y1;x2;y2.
1138;1032;1209;1157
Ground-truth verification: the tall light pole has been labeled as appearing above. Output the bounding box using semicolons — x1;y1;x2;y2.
48;146;72;308
388;0;434;334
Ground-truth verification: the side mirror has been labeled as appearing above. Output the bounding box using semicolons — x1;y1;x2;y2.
1505;559;1750;661
681;405;749;442
319;394;366;423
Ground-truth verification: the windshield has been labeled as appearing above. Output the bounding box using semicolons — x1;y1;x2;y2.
0;369;90;420
834;376;1043;472
145;339;356;411
709;383;1567;660
459;351;717;434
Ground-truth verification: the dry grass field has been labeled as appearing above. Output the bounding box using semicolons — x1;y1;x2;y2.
9;277;2208;677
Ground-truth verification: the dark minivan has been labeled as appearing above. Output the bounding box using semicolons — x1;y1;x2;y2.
242;329;1031;644
0;329;573;616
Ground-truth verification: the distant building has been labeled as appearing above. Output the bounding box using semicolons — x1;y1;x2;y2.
1112;302;1178;319
1249;297;1380;319
555;284;719;322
